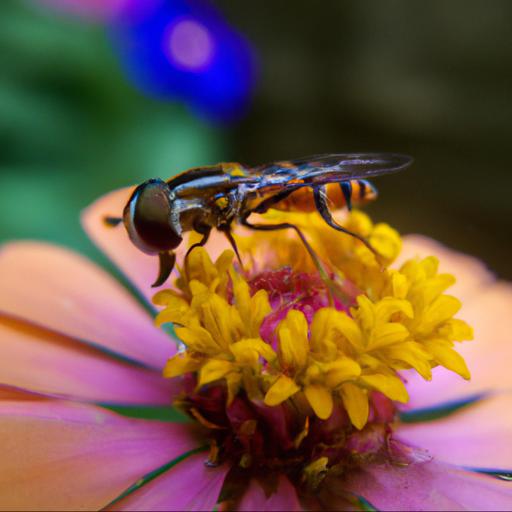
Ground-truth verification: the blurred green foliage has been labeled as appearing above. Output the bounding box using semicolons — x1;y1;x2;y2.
1;0;511;278
0;0;225;262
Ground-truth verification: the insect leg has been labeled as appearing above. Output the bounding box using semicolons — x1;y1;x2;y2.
184;226;212;278
219;224;244;268
313;186;381;259
240;215;329;279
152;251;176;287
251;187;299;214
241;214;348;306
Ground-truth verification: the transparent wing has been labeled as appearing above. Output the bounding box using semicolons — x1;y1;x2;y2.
252;153;413;186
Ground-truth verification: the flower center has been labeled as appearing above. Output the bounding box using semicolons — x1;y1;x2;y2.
153;211;473;492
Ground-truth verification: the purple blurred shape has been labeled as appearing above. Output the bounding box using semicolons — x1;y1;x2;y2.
166;17;214;71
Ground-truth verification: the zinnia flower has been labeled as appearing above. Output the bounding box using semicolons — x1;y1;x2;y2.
0;186;511;511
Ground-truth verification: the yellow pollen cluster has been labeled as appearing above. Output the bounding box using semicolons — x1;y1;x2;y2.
238;209;401;285
155;211;473;430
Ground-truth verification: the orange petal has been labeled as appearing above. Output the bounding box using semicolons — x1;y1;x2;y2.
0;384;49;401
405;281;512;408
81;187;230;301
399;235;494;303
0;316;173;405
396;393;512;471
109;453;228;511
0;400;198;510
0;242;174;369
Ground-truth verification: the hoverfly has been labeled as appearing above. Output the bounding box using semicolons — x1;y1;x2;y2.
105;153;412;286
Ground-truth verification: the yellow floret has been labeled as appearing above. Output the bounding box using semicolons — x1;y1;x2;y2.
155;210;472;430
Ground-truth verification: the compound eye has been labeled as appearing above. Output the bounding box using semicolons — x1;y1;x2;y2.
123;179;182;254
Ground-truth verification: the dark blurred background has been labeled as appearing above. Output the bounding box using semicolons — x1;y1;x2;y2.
1;0;511;278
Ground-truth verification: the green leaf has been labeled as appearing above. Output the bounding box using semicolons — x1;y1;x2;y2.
357;495;378;511
466;468;512;482
103;446;208;509
100;404;190;422
399;392;488;423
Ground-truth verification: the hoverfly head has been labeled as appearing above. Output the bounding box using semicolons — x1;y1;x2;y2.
123;178;182;255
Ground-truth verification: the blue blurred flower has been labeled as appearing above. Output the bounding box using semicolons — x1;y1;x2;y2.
110;0;257;122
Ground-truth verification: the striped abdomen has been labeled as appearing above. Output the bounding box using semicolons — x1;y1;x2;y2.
273;179;377;213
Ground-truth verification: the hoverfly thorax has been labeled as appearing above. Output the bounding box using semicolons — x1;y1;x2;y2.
123;178;182;255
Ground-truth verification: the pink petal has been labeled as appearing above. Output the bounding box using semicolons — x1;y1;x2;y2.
110;453;228;511
328;458;512;511
237;475;302;511
396;393;512;471
0;316;173;405
0;242;175;369
405;281;512;409
82;187;230;303
0;399;199;511
399;235;495;302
